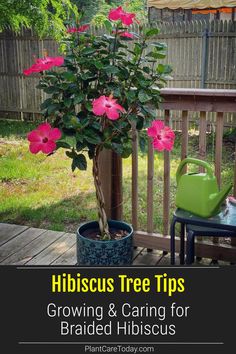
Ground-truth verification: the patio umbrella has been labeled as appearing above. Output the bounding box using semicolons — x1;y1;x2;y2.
147;1;236;9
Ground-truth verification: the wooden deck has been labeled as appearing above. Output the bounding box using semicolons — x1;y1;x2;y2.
0;223;230;266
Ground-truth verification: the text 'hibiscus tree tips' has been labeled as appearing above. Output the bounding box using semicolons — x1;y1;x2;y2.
24;5;175;263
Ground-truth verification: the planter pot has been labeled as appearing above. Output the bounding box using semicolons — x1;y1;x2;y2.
77;220;133;266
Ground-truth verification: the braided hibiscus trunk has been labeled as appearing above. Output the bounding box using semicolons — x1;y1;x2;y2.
93;146;110;240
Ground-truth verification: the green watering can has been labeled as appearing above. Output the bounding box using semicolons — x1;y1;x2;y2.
175;158;232;218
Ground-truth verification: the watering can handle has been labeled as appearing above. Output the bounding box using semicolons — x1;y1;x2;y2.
176;158;214;185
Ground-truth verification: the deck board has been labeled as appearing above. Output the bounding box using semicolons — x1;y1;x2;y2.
1;229;66;265
0;223;230;266
132;249;164;265
51;244;77;265
0;227;46;262
0;223;29;246
156;254;174;265
26;233;76;265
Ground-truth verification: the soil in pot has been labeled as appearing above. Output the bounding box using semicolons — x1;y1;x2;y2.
81;227;128;241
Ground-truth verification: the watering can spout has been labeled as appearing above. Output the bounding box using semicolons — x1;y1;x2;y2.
209;183;233;214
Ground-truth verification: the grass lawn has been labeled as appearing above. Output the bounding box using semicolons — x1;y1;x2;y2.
0;120;234;233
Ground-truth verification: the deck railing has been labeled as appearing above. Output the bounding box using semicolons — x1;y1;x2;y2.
101;88;236;263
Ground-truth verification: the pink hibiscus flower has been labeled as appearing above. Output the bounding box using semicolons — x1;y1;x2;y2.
147;120;175;152
67;24;90;33
112;30;134;38
120;31;134;38
108;6;136;26
27;123;62;154
92;96;125;120
109;6;124;21
23;56;64;76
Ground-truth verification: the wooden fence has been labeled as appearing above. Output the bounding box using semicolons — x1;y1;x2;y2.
155;19;236;128
101;88;236;263
0;20;236;125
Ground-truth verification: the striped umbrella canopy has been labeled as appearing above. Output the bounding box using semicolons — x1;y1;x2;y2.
147;1;236;9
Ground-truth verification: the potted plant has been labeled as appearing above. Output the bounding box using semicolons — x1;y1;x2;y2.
24;6;175;266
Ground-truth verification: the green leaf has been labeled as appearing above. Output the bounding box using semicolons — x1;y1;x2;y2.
59;82;70;90
56;141;71;149
138;90;152;103
157;64;172;74
112;143;123;155
150;88;161;98
44;86;58;94
154;52;166;59
41;98;53;110
62;71;75;81
85;102;92;112
112;86;122;97
125;90;136;103
164;75;173;81
64;98;72;108
147;51;166;59
66;150;74;159
145;28;160;38
94;61;103;70
150;42;167;51
63;113;73;125
81;47;96;55
137;78;151;88
45;71;58;77
121;145;132;158
134;43;142;55
74;93;85;104
136;116;144;130
104;20;113;32
47;103;60;115
78;117;89;128
118;67;129;80
143;66;150;74
141;106;157;118
76;141;86;152
88;149;95;159
128;114;138;123
81;72;96;81
36;83;47;89
113;121;129;130
76;132;84;143
104;127;113;139
104;66;120;75
84;131;101;144
92;121;101;130
104;142;112;149
72;154;87;171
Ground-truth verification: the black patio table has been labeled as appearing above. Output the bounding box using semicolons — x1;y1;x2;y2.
170;201;236;265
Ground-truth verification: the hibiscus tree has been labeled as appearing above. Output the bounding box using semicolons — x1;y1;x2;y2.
24;6;175;239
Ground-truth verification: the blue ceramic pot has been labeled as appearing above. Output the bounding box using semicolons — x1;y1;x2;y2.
77;220;133;266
